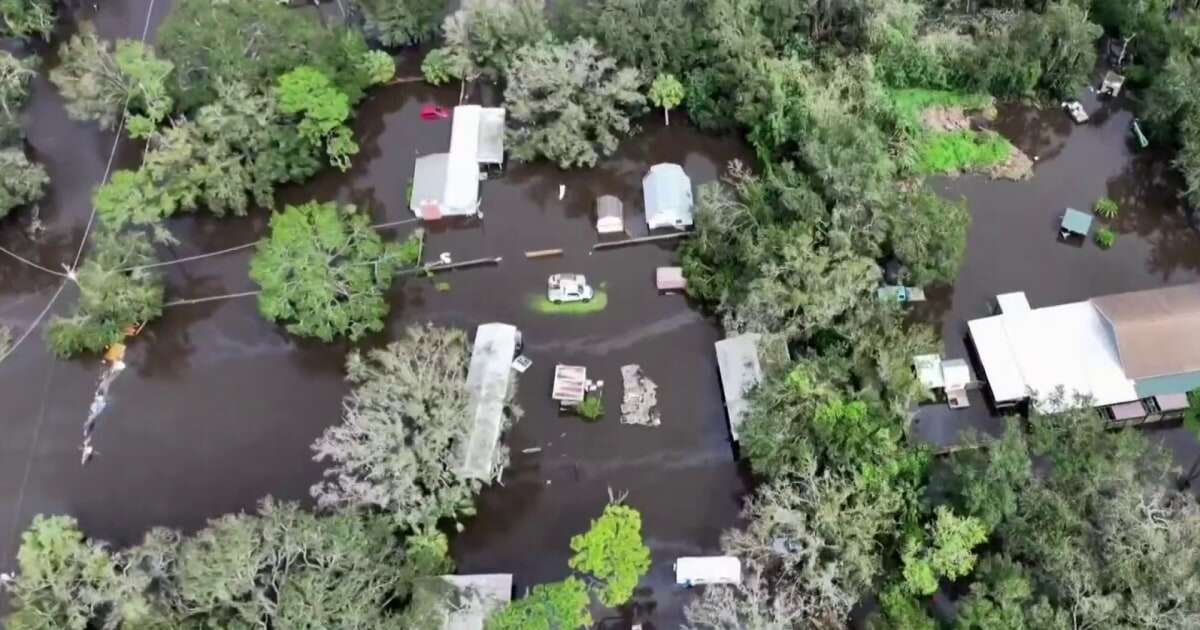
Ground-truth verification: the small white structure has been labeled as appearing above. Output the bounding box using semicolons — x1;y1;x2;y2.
1100;71;1126;98
411;105;506;219
995;291;1031;314
595;195;625;234
675;556;742;587
656;267;686;291
643;163;694;230
410;574;513;630
461;323;520;480
552;364;588;406
942;359;972;409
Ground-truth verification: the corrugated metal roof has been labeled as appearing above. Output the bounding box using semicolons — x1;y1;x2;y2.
643;163;693;229
1092;283;1200;380
714;334;764;441
460;323;518;480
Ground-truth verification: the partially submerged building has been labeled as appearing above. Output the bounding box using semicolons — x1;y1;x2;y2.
595;195;624;234
411;105;506;220
968;284;1200;424
410;573;513;630
460;323;520;481
643;163;694;230
714;334;784;441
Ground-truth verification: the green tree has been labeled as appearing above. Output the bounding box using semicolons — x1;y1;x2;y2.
311;325;520;529
421;47;459;85
505;38;646;169
50;24;175;138
275;66;359;171
159;0;375;110
972;3;1102;98
485;577;592;630
948;421;1032;531
557;0;700;78
899;506;988;596
0;0;54;40
352;0;443;47
0;147;48;219
357;49;396;86
4;515;147;630
0;50;36;140
249;201;414;341
440;0;548;82
648;73;685;125
889;191;970;285
956;556;1069;630
568;503;652;606
872;586;936;630
46;230;164;358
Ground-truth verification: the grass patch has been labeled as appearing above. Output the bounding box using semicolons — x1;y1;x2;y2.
889;88;993;125
528;290;609;315
916;130;1012;175
576;394;604;421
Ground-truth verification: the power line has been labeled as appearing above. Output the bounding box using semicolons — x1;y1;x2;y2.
68;0;159;272
120;240;261;272
0;244;71;279
0;282;67;365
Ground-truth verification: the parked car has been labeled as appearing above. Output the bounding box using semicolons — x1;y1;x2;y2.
547;274;594;304
1062;100;1089;124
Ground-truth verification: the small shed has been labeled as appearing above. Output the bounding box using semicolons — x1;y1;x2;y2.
1060;207;1093;238
675;556;742;586
942;359;972;409
552;364;587;405
1100;71;1125;98
656;267;686;291
596;195;624;234
643;163;694;230
460;323;520;481
410;574;513;630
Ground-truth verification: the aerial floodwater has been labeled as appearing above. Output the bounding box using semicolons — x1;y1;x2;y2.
4;0;1200;627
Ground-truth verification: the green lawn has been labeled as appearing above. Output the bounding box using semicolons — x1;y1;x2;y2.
528;290;609;315
889;88;994;125
916;129;1011;174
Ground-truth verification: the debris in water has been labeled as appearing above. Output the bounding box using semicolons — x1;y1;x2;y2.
512;355;533;372
521;447;542;454
620;364;661;426
438;252;453;264
558;184;566;200
80;440;97;466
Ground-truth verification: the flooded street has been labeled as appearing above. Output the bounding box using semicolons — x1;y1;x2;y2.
4;2;1200;626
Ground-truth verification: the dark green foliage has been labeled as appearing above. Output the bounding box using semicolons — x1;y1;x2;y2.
249;201;414;341
890;191;971;285
557;0;700;77
45;230;164;358
441;0;549;82
0;0;54;40
0;148;47;219
158;0;375;111
485;577;592;630
4;500;453;629
275;66;359;171
352;0;443;47
0;50;36;142
970;3;1102;99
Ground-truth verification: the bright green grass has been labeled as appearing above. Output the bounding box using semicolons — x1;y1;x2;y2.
528;290;609;315
916;129;1011;174
890;88;994;124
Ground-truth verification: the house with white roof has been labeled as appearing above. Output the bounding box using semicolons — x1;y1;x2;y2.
410;105;506;220
643;163;694;230
968;284;1200;425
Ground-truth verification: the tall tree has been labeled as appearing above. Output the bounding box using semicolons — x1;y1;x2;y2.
648;73;685;125
249;201;417;341
275;66;358;171
439;0;548;83
568;503;652;607
0;148;48;219
0;50;36;140
351;0;443;47
485;577;592;630
311;325;520;529
505;38;646;169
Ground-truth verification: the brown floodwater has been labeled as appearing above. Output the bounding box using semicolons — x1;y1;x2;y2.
4;3;1200;627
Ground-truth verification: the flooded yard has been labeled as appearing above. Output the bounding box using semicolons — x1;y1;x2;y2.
4;1;1200;626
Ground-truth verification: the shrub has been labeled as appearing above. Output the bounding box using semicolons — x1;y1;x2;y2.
1095;196;1119;218
576;394;604;421
1094;226;1116;249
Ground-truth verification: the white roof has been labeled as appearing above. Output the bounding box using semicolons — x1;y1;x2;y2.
450;105;481;159
451;105;506;165
941;359;971;390
552;364;587;403
643;163;693;229
996;292;1031;314
914;354;944;389
477;107;505;165
715;334;764;440
675;556;742;585
461;323;518;480
968;300;1138;410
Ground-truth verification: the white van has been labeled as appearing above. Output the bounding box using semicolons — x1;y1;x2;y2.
674;556;742;587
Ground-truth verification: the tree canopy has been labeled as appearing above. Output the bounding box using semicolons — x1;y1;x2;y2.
504;38;646;169
249;201;418;341
568;503;652;607
311;325;519;529
0;0;54;40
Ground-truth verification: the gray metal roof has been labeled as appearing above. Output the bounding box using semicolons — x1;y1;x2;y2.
460;323;518;480
411;153;450;213
643;163;693;229
714;334;766;441
596;195;623;220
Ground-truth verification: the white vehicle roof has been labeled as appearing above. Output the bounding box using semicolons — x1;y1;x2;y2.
675;556;742;585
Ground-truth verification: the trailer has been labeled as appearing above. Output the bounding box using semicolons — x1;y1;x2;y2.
674;556;742;587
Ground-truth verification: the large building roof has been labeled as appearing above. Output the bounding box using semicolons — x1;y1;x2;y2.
1091;283;1200;380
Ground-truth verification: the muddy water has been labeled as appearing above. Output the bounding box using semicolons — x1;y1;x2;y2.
910;87;1200;451
1;1;751;625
